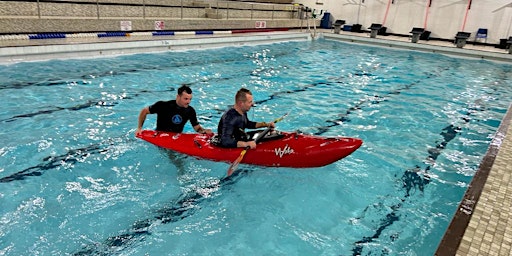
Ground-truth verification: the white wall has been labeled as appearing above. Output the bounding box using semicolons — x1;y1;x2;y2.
296;0;512;44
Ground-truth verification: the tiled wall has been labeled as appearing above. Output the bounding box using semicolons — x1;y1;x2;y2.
0;0;302;33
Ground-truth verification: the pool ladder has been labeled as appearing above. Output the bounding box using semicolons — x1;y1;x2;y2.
299;7;318;40
308;15;318;39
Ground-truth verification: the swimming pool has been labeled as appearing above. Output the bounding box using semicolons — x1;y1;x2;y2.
1;39;511;255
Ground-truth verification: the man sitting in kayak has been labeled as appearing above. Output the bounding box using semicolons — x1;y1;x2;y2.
217;88;274;149
135;85;213;136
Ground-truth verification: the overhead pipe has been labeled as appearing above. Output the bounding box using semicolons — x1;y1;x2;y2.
356;0;363;24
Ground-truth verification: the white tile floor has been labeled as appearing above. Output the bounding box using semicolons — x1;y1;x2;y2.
455;119;512;256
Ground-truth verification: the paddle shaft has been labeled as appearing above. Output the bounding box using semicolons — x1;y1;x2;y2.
226;113;288;176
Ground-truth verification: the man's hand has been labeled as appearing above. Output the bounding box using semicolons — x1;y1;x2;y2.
258;122;275;129
243;140;257;149
201;128;214;135
196;125;214;135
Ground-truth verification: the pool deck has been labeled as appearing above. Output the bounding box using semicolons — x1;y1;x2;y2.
1;29;511;255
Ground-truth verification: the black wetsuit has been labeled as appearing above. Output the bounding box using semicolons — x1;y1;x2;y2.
149;100;199;132
217;108;257;148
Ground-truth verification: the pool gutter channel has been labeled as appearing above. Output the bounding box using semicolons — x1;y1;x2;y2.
435;103;512;255
322;33;512;64
0;32;311;63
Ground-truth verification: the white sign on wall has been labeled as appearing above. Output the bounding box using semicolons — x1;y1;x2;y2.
155;21;165;30
120;21;132;31
255;21;267;29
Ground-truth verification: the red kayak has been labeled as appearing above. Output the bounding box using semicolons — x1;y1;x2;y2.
137;130;362;168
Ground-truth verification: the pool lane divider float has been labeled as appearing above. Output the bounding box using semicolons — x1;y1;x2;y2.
0;28;289;41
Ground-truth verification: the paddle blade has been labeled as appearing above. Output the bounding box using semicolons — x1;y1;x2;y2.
274;112;288;124
227;149;248;176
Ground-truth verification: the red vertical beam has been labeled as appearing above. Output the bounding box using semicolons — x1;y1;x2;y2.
461;0;472;31
382;0;392;25
423;0;432;29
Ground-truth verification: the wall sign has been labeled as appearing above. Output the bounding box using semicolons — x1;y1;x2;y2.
120;21;132;31
255;21;267;29
155;21;165;30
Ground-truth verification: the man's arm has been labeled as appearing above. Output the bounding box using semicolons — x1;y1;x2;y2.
219;118;238;148
136;107;150;136
255;122;275;128
188;107;212;135
193;124;213;135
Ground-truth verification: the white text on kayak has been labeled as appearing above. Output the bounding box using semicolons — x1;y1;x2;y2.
274;145;294;158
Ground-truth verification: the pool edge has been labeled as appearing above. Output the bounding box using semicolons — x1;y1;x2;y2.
0;31;311;63
322;33;512;63
435;103;512;255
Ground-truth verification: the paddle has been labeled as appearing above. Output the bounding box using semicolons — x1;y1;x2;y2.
226;113;288;176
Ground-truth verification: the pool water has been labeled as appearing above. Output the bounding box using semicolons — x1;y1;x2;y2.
1;39;511;255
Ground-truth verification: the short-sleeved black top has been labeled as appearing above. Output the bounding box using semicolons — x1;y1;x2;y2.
149;100;199;132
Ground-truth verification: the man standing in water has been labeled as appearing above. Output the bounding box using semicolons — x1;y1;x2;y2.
136;85;212;136
217;88;274;149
